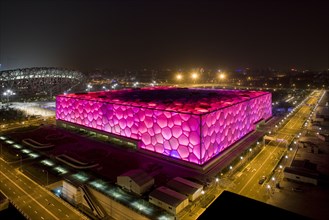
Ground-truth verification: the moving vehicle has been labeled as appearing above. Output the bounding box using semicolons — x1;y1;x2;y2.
258;176;267;185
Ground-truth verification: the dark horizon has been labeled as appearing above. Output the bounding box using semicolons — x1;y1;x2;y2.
0;0;328;72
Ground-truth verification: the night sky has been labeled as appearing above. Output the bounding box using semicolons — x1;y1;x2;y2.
0;0;328;72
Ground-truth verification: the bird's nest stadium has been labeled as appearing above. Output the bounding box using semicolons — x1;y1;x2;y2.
0;67;85;101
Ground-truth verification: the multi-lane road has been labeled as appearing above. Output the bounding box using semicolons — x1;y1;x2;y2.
0;159;88;220
180;90;324;219
228;138;287;201
226;90;322;201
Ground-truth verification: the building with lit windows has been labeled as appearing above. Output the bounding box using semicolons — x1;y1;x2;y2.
56;87;272;165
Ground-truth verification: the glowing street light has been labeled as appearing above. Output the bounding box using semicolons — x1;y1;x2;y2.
86;84;93;92
191;72;199;84
219;73;226;80
3;89;16;102
16;154;22;171
176;74;183;81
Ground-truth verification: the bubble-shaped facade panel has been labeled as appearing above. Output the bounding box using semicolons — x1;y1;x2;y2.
200;93;272;164
56;87;272;165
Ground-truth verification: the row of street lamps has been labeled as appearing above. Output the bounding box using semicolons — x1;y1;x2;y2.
175;71;227;83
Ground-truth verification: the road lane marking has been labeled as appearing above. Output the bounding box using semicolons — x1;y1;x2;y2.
238;144;281;193
0;170;60;220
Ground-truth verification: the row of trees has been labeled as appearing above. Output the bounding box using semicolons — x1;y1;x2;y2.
0;105;26;124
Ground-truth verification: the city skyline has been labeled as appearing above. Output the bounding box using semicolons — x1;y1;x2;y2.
0;0;328;72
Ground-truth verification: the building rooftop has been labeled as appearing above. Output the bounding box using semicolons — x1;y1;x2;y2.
291;159;318;171
118;169;154;186
167;177;203;195
58;87;271;115
149;186;187;207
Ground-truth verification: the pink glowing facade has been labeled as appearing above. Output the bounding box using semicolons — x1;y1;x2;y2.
56;87;272;165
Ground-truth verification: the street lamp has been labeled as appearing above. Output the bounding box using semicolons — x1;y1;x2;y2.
284;155;289;166
176;74;183;81
43;169;48;186
266;184;272;197
86;84;93;92
215;177;219;190
16;154;22;171
191;72;198;83
3;89;16;102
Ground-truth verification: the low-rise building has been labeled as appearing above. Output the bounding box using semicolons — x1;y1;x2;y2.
117;169;154;195
149;186;189;215
284;159;319;185
166;177;203;201
317;133;329;142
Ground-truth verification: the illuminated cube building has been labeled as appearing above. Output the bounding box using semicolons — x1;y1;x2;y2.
56;87;272;165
